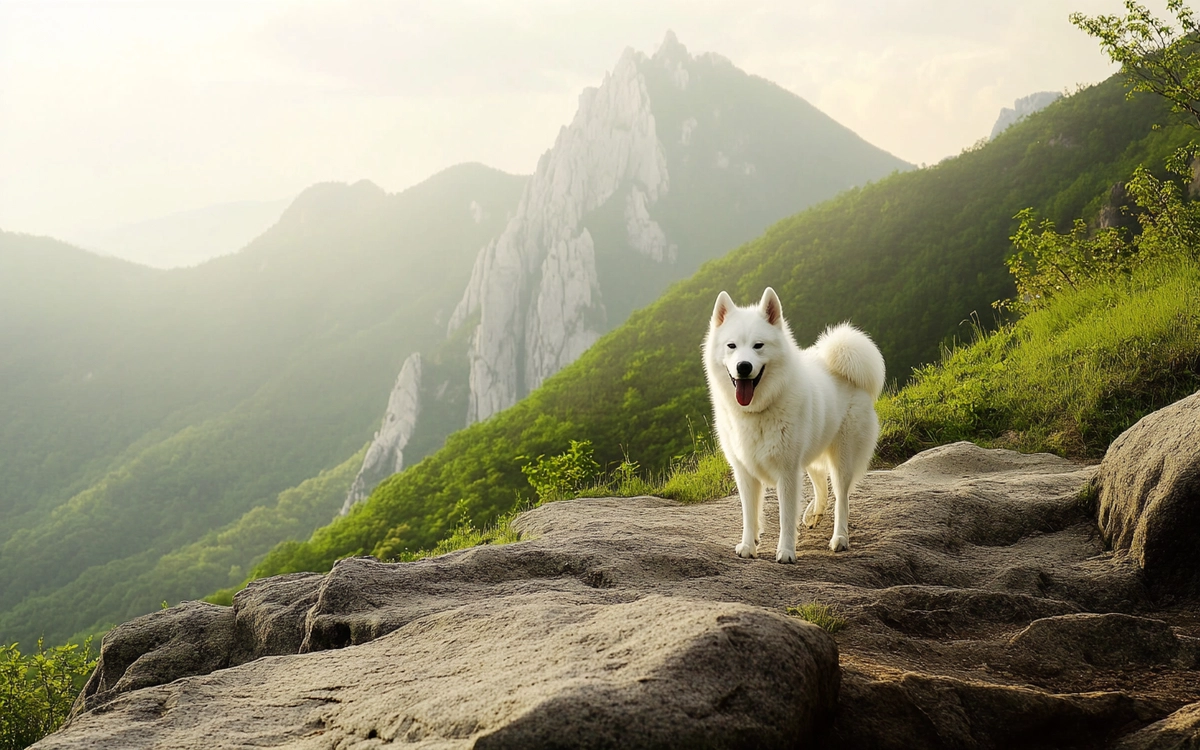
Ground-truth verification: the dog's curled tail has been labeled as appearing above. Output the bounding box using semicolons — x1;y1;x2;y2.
813;323;886;398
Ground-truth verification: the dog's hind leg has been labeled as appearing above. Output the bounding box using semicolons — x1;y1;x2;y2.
827;396;879;552
827;463;853;553
732;461;763;558
803;462;829;529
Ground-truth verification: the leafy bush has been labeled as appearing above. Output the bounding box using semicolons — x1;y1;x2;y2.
0;638;96;750
519;440;602;505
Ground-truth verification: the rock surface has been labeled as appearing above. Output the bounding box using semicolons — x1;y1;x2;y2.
989;91;1063;140
1114;701;1200;749
341;352;423;514
42;440;1200;748
1096;391;1200;592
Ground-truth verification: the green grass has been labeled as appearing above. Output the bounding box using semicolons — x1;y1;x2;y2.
877;257;1200;461
786;602;848;634
577;442;736;505
388;513;524;563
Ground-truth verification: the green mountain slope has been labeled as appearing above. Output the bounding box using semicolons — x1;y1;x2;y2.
0;164;528;645
253;74;1188;578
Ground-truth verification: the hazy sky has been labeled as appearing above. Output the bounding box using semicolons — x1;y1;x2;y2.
0;0;1138;241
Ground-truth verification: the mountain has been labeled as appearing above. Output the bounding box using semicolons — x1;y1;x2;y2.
340;32;912;514
0;163;527;646
70;198;293;269
252;72;1188;582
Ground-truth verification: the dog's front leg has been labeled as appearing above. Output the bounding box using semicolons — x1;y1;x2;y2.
731;461;762;558
776;470;802;564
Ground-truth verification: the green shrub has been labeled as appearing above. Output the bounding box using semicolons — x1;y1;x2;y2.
519;440;602;505
0;638;96;750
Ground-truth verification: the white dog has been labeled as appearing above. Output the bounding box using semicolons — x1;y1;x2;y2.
703;287;885;562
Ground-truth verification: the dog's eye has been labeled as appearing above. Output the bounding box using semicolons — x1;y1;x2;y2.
753;343;764;349
726;342;736;350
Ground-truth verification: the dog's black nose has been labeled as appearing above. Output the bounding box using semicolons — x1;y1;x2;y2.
736;361;753;378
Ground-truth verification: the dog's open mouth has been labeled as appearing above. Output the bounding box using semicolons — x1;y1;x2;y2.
730;367;764;406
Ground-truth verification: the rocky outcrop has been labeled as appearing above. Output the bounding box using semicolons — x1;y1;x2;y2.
448;39;669;423
340;352;423;514
43;439;1200;749
1096;390;1200;592
1114;701;1200;749
990;91;1063;140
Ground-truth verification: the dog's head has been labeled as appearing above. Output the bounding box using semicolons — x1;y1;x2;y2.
706;287;787;408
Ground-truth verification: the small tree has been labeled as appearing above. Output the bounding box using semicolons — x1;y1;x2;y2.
1071;0;1200;130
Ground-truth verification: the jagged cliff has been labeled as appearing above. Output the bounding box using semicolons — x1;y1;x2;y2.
341;352;422;514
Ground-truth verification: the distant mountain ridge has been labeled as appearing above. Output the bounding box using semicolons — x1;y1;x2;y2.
0;163;527;646
71;198;292;269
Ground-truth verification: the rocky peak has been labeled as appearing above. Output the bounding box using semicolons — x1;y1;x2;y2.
989;91;1063;140
340;352;422;514
448;37;671;423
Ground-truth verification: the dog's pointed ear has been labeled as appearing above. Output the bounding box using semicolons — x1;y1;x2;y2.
759;287;782;326
713;291;734;327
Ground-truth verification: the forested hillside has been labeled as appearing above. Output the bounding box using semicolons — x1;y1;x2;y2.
0;164;528;646
253;73;1189;578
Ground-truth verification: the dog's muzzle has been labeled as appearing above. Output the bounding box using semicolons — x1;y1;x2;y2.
730;366;764;406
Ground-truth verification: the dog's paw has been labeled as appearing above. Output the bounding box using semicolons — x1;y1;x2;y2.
775;548;797;564
802;502;822;529
735;542;758;559
828;535;849;553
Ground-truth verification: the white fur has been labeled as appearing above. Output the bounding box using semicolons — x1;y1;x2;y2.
703;287;885;561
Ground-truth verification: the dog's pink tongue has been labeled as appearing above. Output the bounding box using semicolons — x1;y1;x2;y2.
735;379;755;406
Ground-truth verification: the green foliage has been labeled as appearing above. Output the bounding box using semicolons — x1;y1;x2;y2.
658;449;737;504
390;512;523;563
786;603;848;635
577;438;736;505
0;638;96;750
1126;161;1200;259
520;440;602;505
1072;0;1200;129
251;72;1194;585
1005;155;1200;312
878;257;1200;460
1004;209;1130;311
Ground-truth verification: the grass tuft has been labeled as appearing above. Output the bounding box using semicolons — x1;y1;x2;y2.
786;602;848;634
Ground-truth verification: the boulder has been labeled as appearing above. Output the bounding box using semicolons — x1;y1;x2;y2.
50;595;839;750
1114;701;1200;749
1096;391;1200;592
